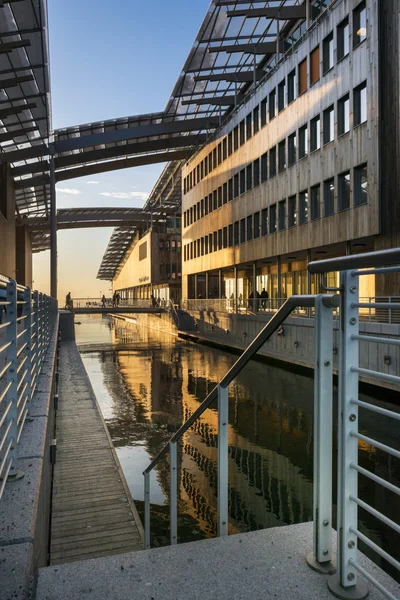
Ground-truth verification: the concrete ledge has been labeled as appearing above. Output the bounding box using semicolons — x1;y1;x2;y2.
0;543;35;600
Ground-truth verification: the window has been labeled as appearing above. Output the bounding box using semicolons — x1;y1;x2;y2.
261;208;268;236
337;17;349;61
310;115;321;151
208;153;212;173
228;131;233;155
201;237;204;256
354;81;367;125
299;191;309;224
323;105;334;144
253;105;259;134
354;163;367;206
197;165;200;182
218;229;223;250
213;231;217;250
310;45;320;85
247;215;253;241
288;69;296;103
240;219;245;243
234;221;239;245
269;146;276;178
311;184;320;220
159;239;165;250
253;159;260;187
222;138;227;160
223;182;228;204
298;58;307;95
240;169;246;194
201;198;204;217
205;235;209;254
288;133;297;166
278;140;286;172
213;190;217;210
254;212;260;239
338;171;350;211
324;178;335;216
353;1;366;48
279;200;286;231
205;158;208;177
323;32;334;73
240;120;245;145
298;124;308;158
233;126;239;150
160;262;164;278
269;88;276;120
213;148;217;169
270;204;277;233
193;205;197;222
245;164;252;191
288;195;297;227
200;161;204;180
338;93;350;135
209;233;213;252
261;97;268;126
208;193;213;213
205;197;209;216
218;186;222;208
228;178;233;201
261;152;268;182
246;113;252;140
197;239;201;257
234;173;239;198
193;242;196;259
228;224;233;247
278;79;286;111
183;212;187;228
223;227;228;248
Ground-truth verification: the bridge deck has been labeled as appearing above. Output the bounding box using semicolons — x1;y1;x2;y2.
50;341;143;565
73;307;164;315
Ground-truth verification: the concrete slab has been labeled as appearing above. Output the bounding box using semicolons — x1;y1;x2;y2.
0;543;35;600
36;523;399;600
17;416;48;459
29;391;52;418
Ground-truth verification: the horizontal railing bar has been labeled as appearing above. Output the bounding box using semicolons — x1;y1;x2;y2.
17;410;28;443
351;334;400;347
308;248;400;274
349;494;400;534
17;327;29;338
16;301;27;305
0;321;11;331
0;381;12;404
17;342;28;358
0;457;13;501
350;463;400;496
0;302;11;306
0;361;12;380
353;302;400;310
351;266;400;277
17;382;28;410
0;440;12;483
349;560;398;600
16;315;28;323
349;527;400;571
0;405;12;436
350;398;400;420
351;366;400;385
144;294;338;474
17;368;28;391
350;431;400;459
17;355;28;374
0;341;12;355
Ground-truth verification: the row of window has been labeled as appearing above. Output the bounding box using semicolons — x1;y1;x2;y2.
183;1;367;196
159;239;182;251
159;263;181;280
183;82;367;229
183;164;368;262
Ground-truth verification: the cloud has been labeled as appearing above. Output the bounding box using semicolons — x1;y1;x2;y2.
99;191;149;201
56;188;82;195
86;181;100;185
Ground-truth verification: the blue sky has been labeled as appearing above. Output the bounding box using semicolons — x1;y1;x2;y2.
34;0;208;300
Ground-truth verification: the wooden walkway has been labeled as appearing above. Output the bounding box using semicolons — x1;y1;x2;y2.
50;342;143;565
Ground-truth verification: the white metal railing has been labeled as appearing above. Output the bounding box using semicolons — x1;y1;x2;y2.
0;275;57;499
71;297;161;310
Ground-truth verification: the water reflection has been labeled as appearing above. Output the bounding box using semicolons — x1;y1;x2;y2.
76;315;400;579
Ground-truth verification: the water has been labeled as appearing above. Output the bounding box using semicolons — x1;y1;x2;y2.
75;314;400;579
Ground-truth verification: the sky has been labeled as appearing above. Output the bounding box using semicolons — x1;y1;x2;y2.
33;0;208;302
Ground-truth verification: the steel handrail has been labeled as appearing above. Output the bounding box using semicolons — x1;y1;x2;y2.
144;294;338;475
308;247;400;273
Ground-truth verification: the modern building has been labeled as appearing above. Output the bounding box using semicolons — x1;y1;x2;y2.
181;0;399;302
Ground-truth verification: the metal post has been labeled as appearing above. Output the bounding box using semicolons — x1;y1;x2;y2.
205;272;209;299
31;291;39;397
23;287;32;418
218;384;229;537
170;441;178;545
234;81;237;110
277;256;282;307
306;295;335;575
253;54;257;87
306;0;311;28
234;265;238;313
144;472;151;549
253;262;257;312
218;269;222;299
50;155;57;300
328;270;368;599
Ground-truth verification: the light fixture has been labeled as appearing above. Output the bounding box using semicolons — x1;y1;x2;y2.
357;27;367;36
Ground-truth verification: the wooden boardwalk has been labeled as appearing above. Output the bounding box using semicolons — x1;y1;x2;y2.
50;342;143;565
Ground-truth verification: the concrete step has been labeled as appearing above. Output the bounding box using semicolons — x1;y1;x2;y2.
36;523;399;600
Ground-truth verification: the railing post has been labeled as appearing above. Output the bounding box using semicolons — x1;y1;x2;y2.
328;270;368;599
144;472;151;549
218;384;229;537
170;441;178;545
307;295;335;575
23;287;32;419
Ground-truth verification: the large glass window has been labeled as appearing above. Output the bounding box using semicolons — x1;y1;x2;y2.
246;113;252;140
310;184;320;220
288;69;296;103
338;171;350;211
310;45;320;85
240;219;245;243
269;88;276;119
261;97;267;127
218;229;223;250
353;1;367;47
337;17;349;61
240;120;245;145
288;133;297;166
354;81;367;125
234;221;239;245
228;224;233;247
222;137;227;160
324;178;335;215
338;93;350;135
278;79;286;112
253;105;260;134
233;126;239;151
299;124;308;159
323;105;334;144
310;115;321;151
254;211;260;238
247;215;253;241
270;204;277;233
223;182;228;204
228;132;233;155
279;200;286;231
253;159;260;187
240;169;246;194
228;178;233;202
288;195;297;227
247;164;252;191
217;143;222;165
269;146;276;177
299;190;309;224
323;32;334;73
223;227;228;248
261;152;268;182
218;187;222;208
278;140;286;172
261;208;268;236
234;174;239;198
354;163;367;206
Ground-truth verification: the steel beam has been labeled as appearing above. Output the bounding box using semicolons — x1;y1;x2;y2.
0;142;48;164
0;39;31;53
0;75;35;90
54;117;219;154
226;6;307;19
11;160;50;178
194;71;264;83
0;102;36;119
182;96;236;106
0;125;38;143
208;41;277;54
49;156;57;300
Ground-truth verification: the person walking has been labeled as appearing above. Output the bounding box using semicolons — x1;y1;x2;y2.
101;294;106;308
65;292;72;310
261;288;269;310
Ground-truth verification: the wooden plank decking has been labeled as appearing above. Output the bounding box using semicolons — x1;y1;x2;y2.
50;342;143;565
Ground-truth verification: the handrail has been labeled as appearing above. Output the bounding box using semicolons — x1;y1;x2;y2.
308;248;400;274
143;294;338;475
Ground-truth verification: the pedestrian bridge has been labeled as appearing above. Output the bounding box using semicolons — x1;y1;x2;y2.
71;298;166;315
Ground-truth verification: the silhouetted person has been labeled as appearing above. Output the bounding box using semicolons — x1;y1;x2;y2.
112;292;117;307
116;292;120;306
248;290;254;311
65;292;72;310
151;294;156;308
102;295;106;308
261;288;269;310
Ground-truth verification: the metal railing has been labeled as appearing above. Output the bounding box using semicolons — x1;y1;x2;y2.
309;248;400;600
0;275;57;499
143;247;400;599
71;297;162;310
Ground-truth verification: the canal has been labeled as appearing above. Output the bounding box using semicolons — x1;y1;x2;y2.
75;314;399;580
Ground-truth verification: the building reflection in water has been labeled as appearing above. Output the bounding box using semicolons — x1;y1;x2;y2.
80;315;399;578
